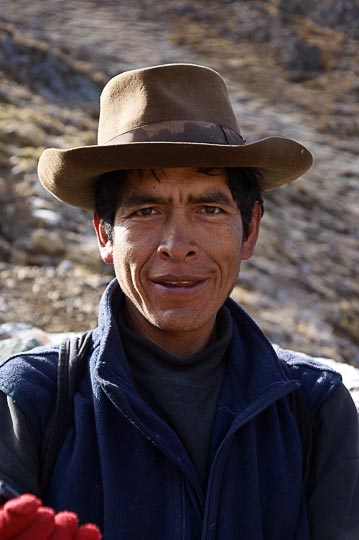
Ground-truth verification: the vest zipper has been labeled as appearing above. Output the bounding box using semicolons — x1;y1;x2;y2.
201;381;300;539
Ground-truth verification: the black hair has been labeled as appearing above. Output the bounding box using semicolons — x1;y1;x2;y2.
93;167;264;241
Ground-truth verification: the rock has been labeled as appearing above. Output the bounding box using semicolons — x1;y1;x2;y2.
32;208;62;226
27;229;66;256
278;0;305;15
310;0;359;38
0;236;11;261
0;22;102;105
276;0;358;37
277;35;325;80
0;172;37;257
0;322;79;358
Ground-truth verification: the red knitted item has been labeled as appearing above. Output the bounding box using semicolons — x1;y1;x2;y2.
75;524;102;540
0;495;41;538
13;507;55;540
0;495;102;540
48;511;78;539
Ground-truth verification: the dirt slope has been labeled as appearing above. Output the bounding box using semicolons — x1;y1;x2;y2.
0;0;358;365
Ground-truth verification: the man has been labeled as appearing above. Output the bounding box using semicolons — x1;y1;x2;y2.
0;64;358;539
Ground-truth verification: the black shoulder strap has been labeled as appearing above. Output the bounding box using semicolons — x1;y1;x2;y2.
39;331;92;495
278;358;313;498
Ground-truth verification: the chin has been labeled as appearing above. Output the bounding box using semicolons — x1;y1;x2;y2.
151;309;214;334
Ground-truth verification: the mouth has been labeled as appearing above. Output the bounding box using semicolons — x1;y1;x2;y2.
159;280;198;287
151;275;207;290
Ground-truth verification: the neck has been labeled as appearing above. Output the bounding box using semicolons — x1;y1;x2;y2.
123;304;217;357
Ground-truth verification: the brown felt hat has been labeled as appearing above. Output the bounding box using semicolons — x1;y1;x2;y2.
38;63;313;209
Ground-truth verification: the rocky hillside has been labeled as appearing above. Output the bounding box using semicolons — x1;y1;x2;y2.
0;0;358;365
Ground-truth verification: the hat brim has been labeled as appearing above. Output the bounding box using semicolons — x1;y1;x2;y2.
37;136;313;210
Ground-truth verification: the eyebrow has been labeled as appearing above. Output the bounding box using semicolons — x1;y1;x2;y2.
188;191;233;205
121;195;167;208
121;190;234;208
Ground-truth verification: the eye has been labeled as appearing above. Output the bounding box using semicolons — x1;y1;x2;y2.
199;205;223;215
133;207;158;217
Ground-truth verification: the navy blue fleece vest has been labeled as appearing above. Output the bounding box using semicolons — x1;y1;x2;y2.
0;280;341;539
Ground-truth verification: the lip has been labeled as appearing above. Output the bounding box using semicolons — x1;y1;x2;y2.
149;274;208;296
151;274;207;286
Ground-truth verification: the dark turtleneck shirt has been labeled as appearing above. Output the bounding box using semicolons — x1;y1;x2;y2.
117;306;233;488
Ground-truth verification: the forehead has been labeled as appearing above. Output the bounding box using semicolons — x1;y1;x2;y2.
125;167;230;192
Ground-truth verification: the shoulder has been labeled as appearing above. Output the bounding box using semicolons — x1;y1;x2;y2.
273;345;345;412
0;345;60;441
0;343;60;393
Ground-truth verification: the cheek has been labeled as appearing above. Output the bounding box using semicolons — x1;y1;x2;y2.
211;223;243;267
113;239;137;278
111;229;132;274
220;239;243;290
112;228;156;284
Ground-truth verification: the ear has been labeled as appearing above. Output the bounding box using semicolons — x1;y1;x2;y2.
93;215;114;264
241;201;262;261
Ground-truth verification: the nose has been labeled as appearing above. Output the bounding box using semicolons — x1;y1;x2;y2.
157;215;200;262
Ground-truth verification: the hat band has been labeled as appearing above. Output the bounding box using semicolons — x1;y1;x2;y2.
102;120;246;146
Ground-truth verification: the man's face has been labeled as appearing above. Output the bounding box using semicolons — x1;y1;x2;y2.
95;167;260;354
